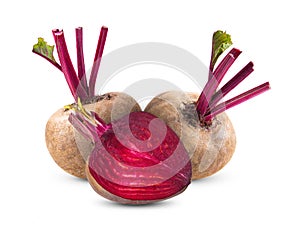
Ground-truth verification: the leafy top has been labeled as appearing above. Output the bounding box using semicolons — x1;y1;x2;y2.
32;38;61;70
210;30;232;71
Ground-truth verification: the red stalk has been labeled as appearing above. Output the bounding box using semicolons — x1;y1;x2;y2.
209;61;254;109
196;48;241;116
52;29;88;101
208;38;215;75
32;51;62;71
89;26;108;96
76;27;88;96
91;111;110;137
69;110;109;143
69;112;99;142
204;82;270;121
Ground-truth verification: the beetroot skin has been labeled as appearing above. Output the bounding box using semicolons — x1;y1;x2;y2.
145;91;236;180
45;93;141;178
70;111;192;204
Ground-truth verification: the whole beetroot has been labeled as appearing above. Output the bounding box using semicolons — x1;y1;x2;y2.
145;91;236;180
34;27;141;178
145;31;270;180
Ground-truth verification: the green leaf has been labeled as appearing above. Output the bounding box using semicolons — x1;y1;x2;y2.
33;38;56;61
32;38;61;70
210;30;232;71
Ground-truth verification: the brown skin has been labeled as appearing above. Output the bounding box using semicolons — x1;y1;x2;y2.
45;92;141;178
144;91;236;180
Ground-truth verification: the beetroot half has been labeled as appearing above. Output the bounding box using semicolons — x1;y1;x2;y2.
70;109;192;204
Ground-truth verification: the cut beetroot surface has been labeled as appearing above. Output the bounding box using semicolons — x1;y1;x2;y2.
87;112;192;201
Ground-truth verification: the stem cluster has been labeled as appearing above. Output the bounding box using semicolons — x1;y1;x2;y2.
34;26;108;102
196;48;270;124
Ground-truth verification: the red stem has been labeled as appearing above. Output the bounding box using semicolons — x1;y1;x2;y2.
32;50;62;71
204;82;270;121
52;29;88;101
209;61;254;109
76;27;88;96
208;37;215;76
69;111;109;142
89;26;108;96
69;112;99;142
196;48;241;116
91;111;110;136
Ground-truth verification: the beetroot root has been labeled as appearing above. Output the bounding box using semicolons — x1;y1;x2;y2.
144;32;270;180
46;92;141;178
144;91;236;180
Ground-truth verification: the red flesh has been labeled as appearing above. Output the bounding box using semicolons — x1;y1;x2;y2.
70;111;192;201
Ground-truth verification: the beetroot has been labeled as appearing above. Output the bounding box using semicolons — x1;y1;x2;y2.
33;27;141;178
69;107;192;204
45;93;141;178
145;31;270;180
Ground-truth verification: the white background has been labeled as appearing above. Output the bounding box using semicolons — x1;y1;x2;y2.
0;0;299;226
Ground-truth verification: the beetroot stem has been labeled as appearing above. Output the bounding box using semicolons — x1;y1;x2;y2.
68;98;109;141
32;51;62;71
76;27;88;96
204;82;270;121
69;110;108;142
91;111;110;136
89;26;108;96
69;112;98;142
209;61;254;109
52;29;88;101
196;48;241;116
